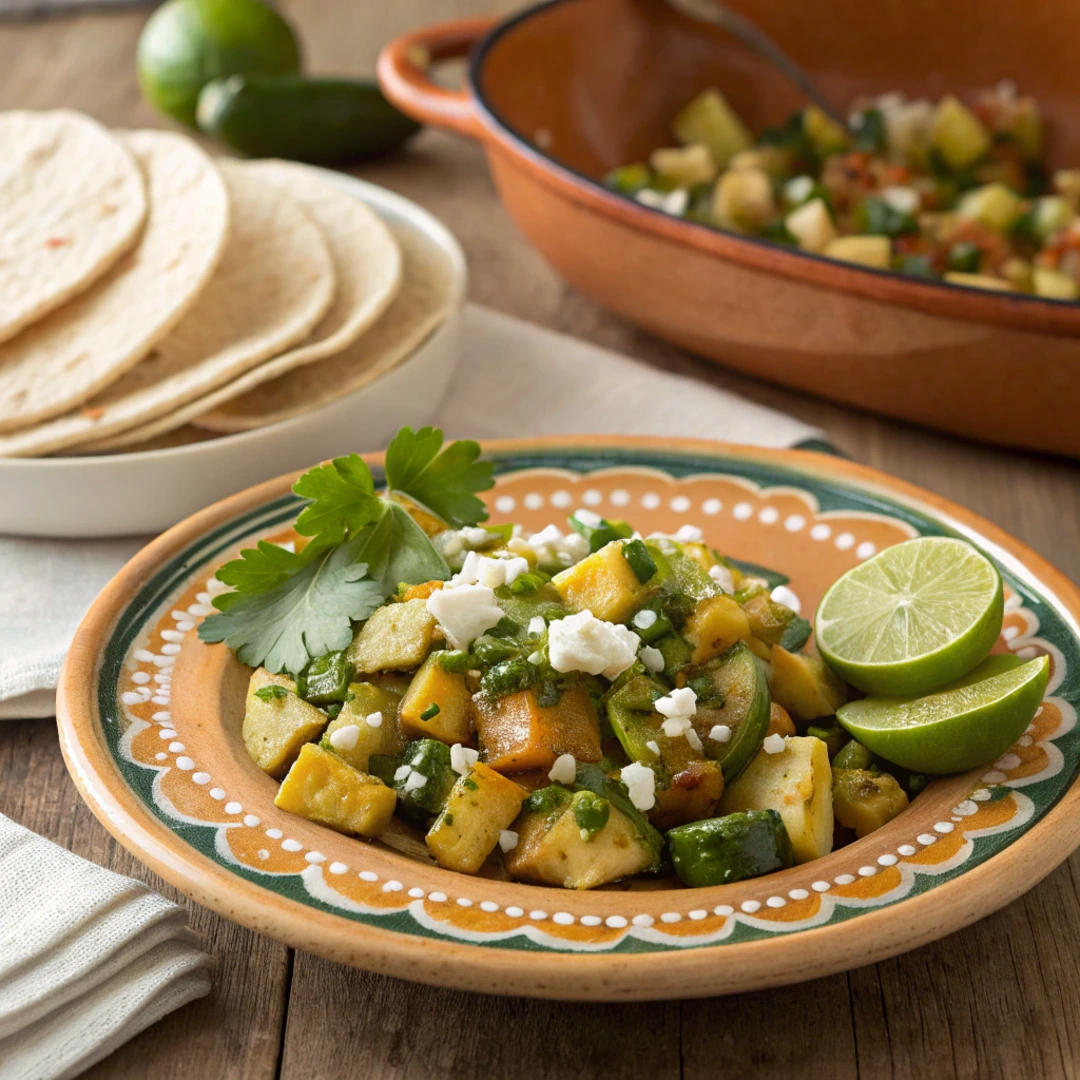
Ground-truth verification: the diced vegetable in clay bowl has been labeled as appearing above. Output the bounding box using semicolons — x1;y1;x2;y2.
203;428;1048;890
61;433;1080;996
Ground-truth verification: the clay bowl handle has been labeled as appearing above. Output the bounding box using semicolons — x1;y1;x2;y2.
377;17;496;141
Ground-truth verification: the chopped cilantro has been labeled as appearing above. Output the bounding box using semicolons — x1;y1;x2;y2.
253;685;289;702
420;703;441;721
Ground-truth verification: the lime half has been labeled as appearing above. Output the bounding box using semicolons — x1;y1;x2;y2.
837;654;1049;773
816;536;1003;695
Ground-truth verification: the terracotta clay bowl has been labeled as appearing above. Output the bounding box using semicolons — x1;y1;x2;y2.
378;0;1080;458
58;438;1080;1000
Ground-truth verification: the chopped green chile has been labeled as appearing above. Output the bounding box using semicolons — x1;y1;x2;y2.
571;790;611;840
302;649;354;705
621;538;659;584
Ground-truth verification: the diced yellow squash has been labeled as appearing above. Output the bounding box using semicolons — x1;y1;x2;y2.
242;669;329;779
347;598;437;673
712;166;776;231
803;104;850;156
1001;258;1033;292
398;653;474;744
400;580;445;602
1034;267;1080;301
832;768;909;838
551;540;657;623
650;758;724;831
728;146;790;177
824;235;891;269
274;743;396;837
320;682;405;772
943;272;1014;292
672;88;752;169
767;702;796;738
684;594;751;664
958;182;1021;232
649;143;717;187
475;684;600;773
1033;195;1072;241
769;645;847;722
396;495;446;538
720;735;833;863
785;197;837;253
506;800;655;889
930;95;991;169
425;763;526;874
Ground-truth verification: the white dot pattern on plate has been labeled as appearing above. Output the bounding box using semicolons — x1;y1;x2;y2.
641;492;661;510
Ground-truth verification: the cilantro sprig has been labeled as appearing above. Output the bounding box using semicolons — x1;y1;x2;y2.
199;427;494;674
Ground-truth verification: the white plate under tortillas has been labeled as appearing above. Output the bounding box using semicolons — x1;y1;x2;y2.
0;168;466;537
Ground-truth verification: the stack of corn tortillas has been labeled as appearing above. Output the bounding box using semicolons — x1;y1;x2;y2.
0;111;459;458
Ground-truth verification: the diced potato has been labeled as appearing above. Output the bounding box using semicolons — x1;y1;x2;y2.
728;147;790;176
767;702;796;738
785;198;837;253
649;143;717;187
823;235;891;269
347;599;437;673
1033;195;1072;241
832;768;909;838
425;762;526;874
242;669;329;779
943;272;1014;292
720;735;833;863
958;182;1022;232
930;95;991;169
475;685;601;773
507;799;655;889
768;646;847;722
321;682;405;772
274;743;396;837
712;166;776;231
1053;169;1080;205
684;594;751;665
1034;267;1080;301
551;540;657;623
672;88;752;169
398;653;474;744
803;104;850;157
650;759;724;831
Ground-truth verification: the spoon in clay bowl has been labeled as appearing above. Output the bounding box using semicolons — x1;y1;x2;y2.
664;0;850;131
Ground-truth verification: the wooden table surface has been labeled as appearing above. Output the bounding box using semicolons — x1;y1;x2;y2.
2;2;1080;1077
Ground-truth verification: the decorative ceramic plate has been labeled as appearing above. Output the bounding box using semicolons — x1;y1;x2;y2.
58;438;1080;1000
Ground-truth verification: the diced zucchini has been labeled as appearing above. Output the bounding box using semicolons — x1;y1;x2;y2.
802;105;850;157
425;762;527;874
672;88;752;169
388;738;458;820
785;198;837;253
274;743;396;837
823;235;891;268
398;652;474;744
832;768;909;837
243;669;329;779
833;737;875;771
683;594;751;664
1033;196;1072;241
719;735;833;863
656;545;720;624
475;684;601;773
347;598;437;673
668;809;793;887
654;633;694;679
930;95;991;169
320;681;405;772
740;592;809;649
495;584;567;630
712;166;776;231
958;182;1022;232
551;539;660;623
506;788;657;889
1034;268;1079;301
768;645;847;722
649;143;717;187
943;272;1014;292
689;641;771;783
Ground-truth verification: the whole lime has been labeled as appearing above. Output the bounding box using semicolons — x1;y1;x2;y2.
138;0;301;128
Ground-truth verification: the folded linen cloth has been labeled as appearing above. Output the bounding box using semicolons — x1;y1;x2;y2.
0;813;211;1080
0;303;824;719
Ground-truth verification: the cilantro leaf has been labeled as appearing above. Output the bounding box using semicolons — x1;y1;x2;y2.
292;455;383;543
385;426;493;527
349;501;450;592
199;538;383;674
212;538;323;594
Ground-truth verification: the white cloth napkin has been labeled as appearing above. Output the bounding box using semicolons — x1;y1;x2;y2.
0;813;211;1080
0;304;823;720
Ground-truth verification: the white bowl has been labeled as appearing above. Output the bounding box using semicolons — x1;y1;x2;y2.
0;169;467;538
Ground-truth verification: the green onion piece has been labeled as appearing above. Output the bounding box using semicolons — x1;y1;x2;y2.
420;703;441;721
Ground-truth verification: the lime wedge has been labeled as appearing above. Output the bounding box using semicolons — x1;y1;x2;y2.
836;654;1049;773
816;536;1003;695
